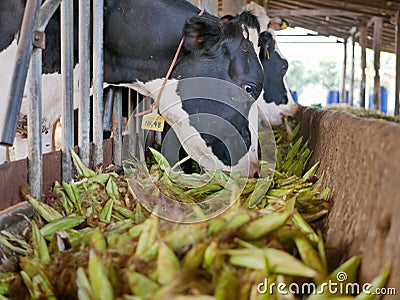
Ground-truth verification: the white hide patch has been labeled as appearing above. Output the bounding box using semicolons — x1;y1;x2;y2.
243;1;270;32
0;40;81;161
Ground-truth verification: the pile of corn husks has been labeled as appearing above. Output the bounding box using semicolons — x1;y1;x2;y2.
0;118;390;300
326;104;400;124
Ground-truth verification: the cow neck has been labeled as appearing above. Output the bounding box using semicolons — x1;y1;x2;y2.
135;9;205;118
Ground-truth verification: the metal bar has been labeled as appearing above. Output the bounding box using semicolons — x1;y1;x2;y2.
25;0;61;199
373;17;382;111
139;96;146;162
37;0;61;31
103;88;114;132
113;88;123;167
61;0;75;181
27;47;43;199
127;90;138;159
0;0;41;146
0;202;34;231
92;0;104;168
78;0;91;166
359;26;367;108
340;39;347;103
349;33;355;106
395;11;400;116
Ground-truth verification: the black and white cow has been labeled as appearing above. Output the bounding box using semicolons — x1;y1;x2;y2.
257;30;297;126
243;1;298;127
0;0;264;177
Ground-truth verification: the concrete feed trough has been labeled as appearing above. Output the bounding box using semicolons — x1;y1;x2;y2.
297;105;400;296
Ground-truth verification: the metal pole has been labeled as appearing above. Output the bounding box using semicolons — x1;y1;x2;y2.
359;26;367;108
93;0;104;167
28;46;43;199
37;0;61;31
78;0;91;166
61;0;75;181
127;90;138;159
395;11;400;116
0;0;41;146
349;33;355;106
27;0;61;199
103;88;115;132
340;39;347;103
373;17;382;111
113;88;123;167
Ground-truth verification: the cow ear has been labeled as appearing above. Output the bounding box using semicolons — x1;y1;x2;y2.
183;16;223;55
259;31;274;59
259;31;273;47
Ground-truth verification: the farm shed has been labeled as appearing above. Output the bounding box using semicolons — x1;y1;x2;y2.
221;0;400;115
0;0;399;299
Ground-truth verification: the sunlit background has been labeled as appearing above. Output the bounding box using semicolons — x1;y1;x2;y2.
276;27;396;115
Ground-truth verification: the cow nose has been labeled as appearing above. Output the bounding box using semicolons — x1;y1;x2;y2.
249;162;262;178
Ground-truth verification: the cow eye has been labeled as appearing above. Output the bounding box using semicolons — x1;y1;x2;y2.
243;84;256;96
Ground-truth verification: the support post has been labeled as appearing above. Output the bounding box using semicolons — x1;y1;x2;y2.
395;11;400;116
340;39;348;103
359;26;367;108
93;0;104;167
61;0;74;181
28;46;43;199
28;0;61;196
373;17;382;111
78;0;91;166
349;33;355;106
112;88;123;168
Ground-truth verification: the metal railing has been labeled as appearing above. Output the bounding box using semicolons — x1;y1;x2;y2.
0;0;134;200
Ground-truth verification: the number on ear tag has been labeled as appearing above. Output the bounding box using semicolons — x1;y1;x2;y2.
141;109;165;132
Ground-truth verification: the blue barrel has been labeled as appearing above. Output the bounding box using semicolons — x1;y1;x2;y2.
291;91;298;103
368;87;388;114
326;90;339;105
381;87;388;114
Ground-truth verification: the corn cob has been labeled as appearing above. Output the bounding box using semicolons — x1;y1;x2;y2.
88;250;114;300
40;215;86;239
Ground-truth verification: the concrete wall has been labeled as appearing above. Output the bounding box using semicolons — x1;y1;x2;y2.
297;106;400;298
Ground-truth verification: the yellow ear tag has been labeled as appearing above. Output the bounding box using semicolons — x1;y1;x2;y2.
141;107;165;132
266;50;270;60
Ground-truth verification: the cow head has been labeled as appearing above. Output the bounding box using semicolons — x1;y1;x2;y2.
156;12;264;177
257;30;298;127
178;11;264;101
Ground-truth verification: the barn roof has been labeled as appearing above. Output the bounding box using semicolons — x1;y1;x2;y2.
258;0;400;53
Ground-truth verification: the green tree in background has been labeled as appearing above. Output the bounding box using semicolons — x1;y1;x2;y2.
286;60;338;93
318;60;340;90
286;60;316;94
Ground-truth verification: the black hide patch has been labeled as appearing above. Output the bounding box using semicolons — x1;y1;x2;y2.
176;79;254;166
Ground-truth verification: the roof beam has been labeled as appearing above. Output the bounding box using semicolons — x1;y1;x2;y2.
268;8;361;17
